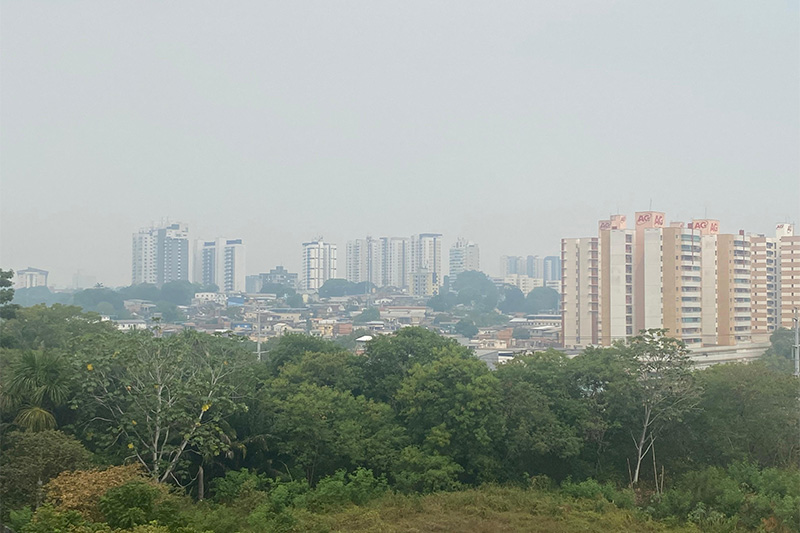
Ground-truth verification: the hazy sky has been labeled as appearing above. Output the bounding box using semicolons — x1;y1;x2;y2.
2;1;798;287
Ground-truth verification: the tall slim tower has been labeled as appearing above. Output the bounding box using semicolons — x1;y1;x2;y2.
777;224;799;329
449;238;480;281
346;237;382;286
410;233;442;289
599;215;634;345
382;237;410;288
132;222;190;286
196;238;246;293
561;236;600;348
302;238;337;291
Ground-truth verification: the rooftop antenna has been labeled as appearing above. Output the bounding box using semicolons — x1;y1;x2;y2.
649;198;652;211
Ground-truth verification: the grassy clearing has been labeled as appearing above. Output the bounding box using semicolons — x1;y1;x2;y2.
290;485;699;533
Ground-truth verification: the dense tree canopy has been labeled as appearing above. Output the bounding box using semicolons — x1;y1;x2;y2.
525;286;560;314
2;306;799;533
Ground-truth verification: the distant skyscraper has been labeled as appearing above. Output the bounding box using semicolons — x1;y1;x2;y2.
526;255;543;278
449;238;480;280
132;222;190;286
410;233;443;290
500;255;525;276
380;237;409;288
346;237;382;286
543;256;561;282
14;267;48;289
302;238;337;291
195;238;246;293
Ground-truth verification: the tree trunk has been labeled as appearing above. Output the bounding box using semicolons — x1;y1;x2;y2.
631;406;652;486
197;464;204;501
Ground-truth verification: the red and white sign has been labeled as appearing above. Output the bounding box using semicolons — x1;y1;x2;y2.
635;212;665;228
691;219;720;235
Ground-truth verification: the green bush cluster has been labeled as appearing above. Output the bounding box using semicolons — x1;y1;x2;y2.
651;463;800;531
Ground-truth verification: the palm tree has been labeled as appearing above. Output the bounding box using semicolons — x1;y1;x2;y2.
2;350;72;431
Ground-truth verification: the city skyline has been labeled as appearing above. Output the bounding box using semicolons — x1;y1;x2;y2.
2;2;797;287
5;212;798;289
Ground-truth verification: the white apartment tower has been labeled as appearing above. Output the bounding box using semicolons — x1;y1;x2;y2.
346;237;382;286
195;238;246;293
381;237;410;288
410;233;443;290
449;238;480;280
132;222;190;286
302;239;337;291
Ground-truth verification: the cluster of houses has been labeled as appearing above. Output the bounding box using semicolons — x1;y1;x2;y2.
110;288;563;360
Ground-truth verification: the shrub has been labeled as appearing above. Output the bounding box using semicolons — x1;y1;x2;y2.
560;478;635;509
19;504;87;533
393;446;463;494
99;481;162;529
45;463;144;521
210;468;270;504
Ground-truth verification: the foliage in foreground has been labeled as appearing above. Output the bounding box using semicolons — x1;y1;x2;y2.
2;305;799;532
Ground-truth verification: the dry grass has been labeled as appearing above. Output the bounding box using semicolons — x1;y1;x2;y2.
293;485;700;533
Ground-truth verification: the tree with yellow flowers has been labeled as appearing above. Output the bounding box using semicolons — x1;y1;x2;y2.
73;330;255;486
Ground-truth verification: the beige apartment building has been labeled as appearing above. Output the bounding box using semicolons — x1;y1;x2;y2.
778;224;799;329
749;223;796;340
561;211;768;350
750;235;779;339
561;237;599;348
598;215;633;346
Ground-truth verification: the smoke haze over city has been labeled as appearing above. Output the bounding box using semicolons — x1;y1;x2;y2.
1;1;798;287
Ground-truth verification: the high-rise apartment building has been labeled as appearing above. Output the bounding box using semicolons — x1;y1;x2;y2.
563;212;765;350
195;238;246;293
132;222;190;286
750;234;779;338
410;233;442;292
301;239;337;291
747;223;798;337
346;237;382;286
501;255;525;276
526;255;543;278
381;237;410;288
14;267;49;289
598;215;634;346
561;237;599;348
543;256;561;282
449;238;480;280
777;224;799;329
